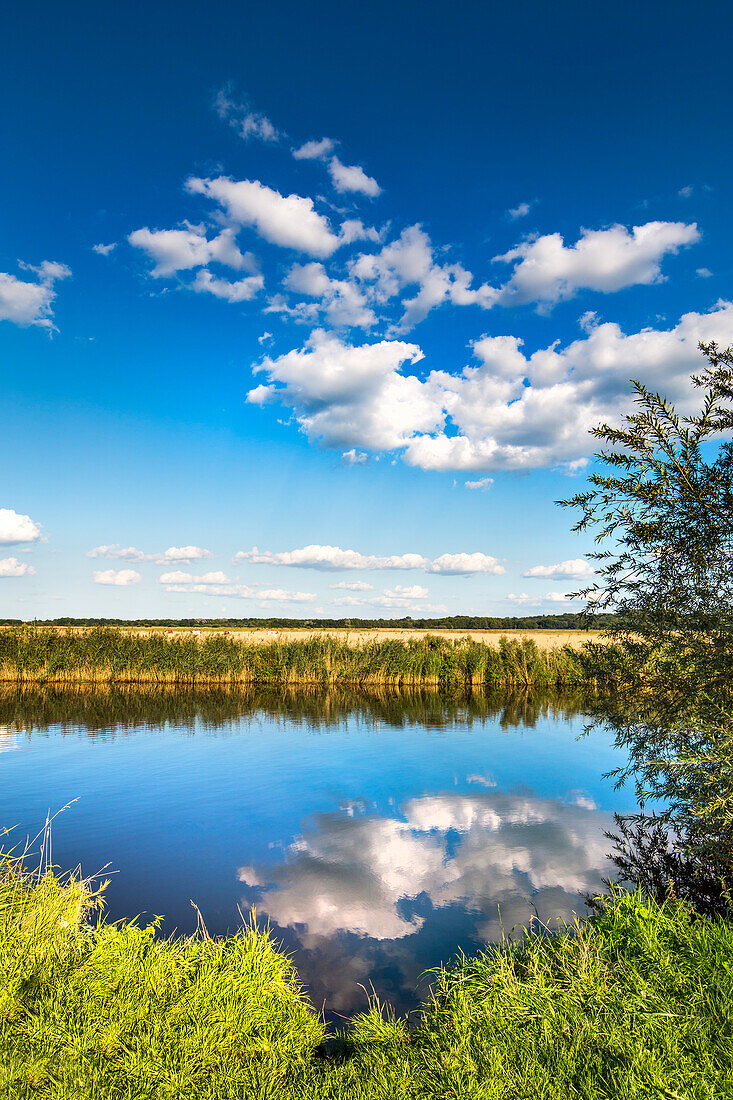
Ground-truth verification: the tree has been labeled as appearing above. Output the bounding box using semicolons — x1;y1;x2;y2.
563;343;733;913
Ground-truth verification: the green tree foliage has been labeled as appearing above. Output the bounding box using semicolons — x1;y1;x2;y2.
563;343;733;911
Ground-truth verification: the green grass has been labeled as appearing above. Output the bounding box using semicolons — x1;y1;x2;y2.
0;626;608;687
2;848;732;1099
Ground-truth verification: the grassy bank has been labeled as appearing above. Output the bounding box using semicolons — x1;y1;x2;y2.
0;626;603;687
2;851;731;1099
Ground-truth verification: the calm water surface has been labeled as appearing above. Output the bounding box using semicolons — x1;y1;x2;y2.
0;687;636;1017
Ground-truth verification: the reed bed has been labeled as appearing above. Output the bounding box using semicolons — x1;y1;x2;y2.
0;626;605;688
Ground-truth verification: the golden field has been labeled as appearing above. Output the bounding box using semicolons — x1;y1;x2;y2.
114;626;602;650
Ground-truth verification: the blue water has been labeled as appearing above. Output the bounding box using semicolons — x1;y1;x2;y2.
0;690;637;1016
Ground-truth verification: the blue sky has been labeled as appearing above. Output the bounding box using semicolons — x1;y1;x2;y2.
2;0;732;619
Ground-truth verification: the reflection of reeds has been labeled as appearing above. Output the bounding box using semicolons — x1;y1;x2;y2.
0;626;605;688
0;681;595;735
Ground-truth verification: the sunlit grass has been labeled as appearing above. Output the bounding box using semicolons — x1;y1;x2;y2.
2;842;732;1098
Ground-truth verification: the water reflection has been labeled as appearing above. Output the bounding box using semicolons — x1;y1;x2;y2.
0;683;592;735
237;789;612;1014
0;684;630;1018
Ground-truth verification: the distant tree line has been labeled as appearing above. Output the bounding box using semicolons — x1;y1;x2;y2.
0;613;617;630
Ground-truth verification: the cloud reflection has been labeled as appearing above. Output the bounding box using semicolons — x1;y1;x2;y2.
238;789;613;1013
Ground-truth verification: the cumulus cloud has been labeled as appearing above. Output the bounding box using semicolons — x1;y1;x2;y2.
293;137;336;160
329;580;374;591
328;156;381;197
507;590;577;605
0;261;71;330
283;262;376;328
429;552;504;575
523;559;594;579
161;576;316;604
342;449;369;465
0;509;42;544
93;568;142;586
248;329;434;450
507;201;532;220
464;477;494;491
291;136;380;197
158;570;230;584
254;302;733;472
186;177;343;258
87;544;213;565
192;269;264;302
0;557;36;578
492;221;699;308
214;86;279;143
92;242;116;256
128;223;256;278
235;543;504;575
351;225;496;333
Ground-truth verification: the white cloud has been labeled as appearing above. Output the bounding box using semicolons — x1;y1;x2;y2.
464;477;494;491
328;156;381;197
0;261;71;330
250;303;733;471
186;177;342;258
329;580;374;591
157;545;213;563
697;267;713;278
507;201;532;220
383;584;428;599
161;578;316;603
428;552;504;575
678;185;694;199
342;448;369;465
0;557;36;578
214;86;279;143
235;543;504;575
492;221;699;308
0;509;42;545
523;558;594;579
258;331;273;344
507;590;577;605
351;224;495;333
293;137;336;160
92;242;116;256
87;544;213;565
87;545;147;562
237;543;429;571
192;270;264;302
406;302;733;471
158;570;230;585
157;570;193;584
93;568;142;586
128;223;256;278
283;262;376;328
248;328;435;450
291;137;381;197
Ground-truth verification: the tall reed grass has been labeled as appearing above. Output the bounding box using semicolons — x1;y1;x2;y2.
0;626;607;687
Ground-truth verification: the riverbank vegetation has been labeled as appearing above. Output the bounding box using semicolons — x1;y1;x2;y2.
0;627;605;687
2;844;731;1100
